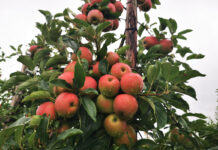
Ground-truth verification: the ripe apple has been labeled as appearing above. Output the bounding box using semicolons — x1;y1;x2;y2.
98;74;120;98
64;61;77;72
87;9;104;25
92;61;101;76
82;3;93;15
106;52;119;66
113;94;138;120
57;123;70;133
111;63;132;80
80;76;97;91
75;14;87;22
96;94;113;113
159;39;173;54
55;92;79;117
112;19;119;30
104;114;127;137
120;72;144;95
36;102;56;120
139;0;152;12
143;36;159;49
103;19;114;32
107;3;116;13
91;0;102;4
114;1;124;13
114;125;137;148
29;45;38;53
53;72;74;95
72;47;93;64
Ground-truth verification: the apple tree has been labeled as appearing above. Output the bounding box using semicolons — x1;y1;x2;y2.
0;0;216;149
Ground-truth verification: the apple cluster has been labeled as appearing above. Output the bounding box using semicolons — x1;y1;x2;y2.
143;36;174;54
33;45;144;148
75;0;124;32
137;0;152;12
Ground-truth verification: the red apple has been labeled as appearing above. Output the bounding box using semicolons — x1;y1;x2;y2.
72;47;93;64
107;3;116;13
112;19;119;30
64;61;77;72
114;125;137;148
114;1;123;13
91;0;102;4
139;0;152;12
111;63;132;80
81;3;93;15
103;19;114;32
29;45;38;53
87;9;104;25
106;52;119;66
113;94;138;120
104;114;127;137
80;76;97;91
55;92;79;117
36;102;56;120
159;39;173;54
121;72;144;95
75;14;87;22
143;36;159;49
92;61;101;76
96;94;113;113
98;74;120;97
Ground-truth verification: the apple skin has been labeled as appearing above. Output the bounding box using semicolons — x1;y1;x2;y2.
80;76;97;91
107;3;116;13
53;72;74;95
36;102;56;120
112;19;119;30
55;92;79;117
82;3;93;15
87;9;104;25
29;45;38;53
106;52;119;66
75;14;87;22
96;94;113;113
114;125;137;148
114;1;124;13
143;36;159;49
104;114;127;137
103;19;114;32
57;123;70;133
159;39;173;54
113;94;138;120
139;0;152;12
64;61;77;72
120;72;144;95
72;47;93;64
98;74;120;98
91;0;102;4
111;63;132;80
92;61;101;76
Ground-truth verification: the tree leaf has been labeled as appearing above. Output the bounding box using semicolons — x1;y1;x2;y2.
33;48;51;64
172;84;197;100
178;29;193;35
147;64;160;85
62;35;79;51
22;91;51;102
80;96;97;122
50;79;72;89
36;115;49;145
17;55;35;70
182;113;206;119
167;18;177;34
176;45;192;57
154;102;167;129
81;88;98;95
144;13;150;23
158;17;168;31
96;22;111;33
2;75;29;91
161;62;179;82
16;77;39;92
138;24;145;36
117;45;130;55
187;53;205;60
45;55;67;67
99;59;108;75
74;62;86;89
39;10;52;24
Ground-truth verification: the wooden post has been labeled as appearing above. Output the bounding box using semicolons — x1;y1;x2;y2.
125;0;138;68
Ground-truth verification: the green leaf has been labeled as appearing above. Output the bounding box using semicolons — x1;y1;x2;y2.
39;10;52;24
73;18;90;27
182;113;206;119
80;96;97;122
161;62;179;82
36;115;49;145
16;77;39;92
147;64;160;85
178;29;193;35
154;102;167;129
33;48;51;64
187;53;205;60
117;45;130;55
28;131;36;147
22;91;51;102
81;88;98;95
50;79;72;89
100;0;110;7
176;45;192;57
74;62;86;89
167;18;177;34
45;55;67;67
158;17;168;31
172;84;197;100
99;59;108;75
138;24;145;37
96;22;111;33
15;125;24;148
140;97;156;113
17;55;35;70
62;35;79;51
144;13;150;23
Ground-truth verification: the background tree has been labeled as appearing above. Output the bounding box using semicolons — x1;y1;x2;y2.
0;0;217;149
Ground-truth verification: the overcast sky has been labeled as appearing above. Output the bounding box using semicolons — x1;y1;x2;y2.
0;0;218;120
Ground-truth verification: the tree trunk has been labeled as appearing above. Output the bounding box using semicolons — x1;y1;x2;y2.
125;0;138;68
